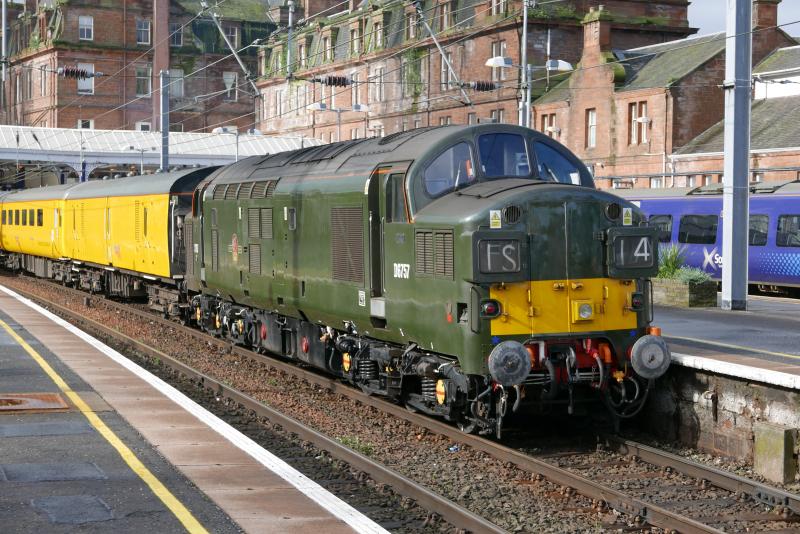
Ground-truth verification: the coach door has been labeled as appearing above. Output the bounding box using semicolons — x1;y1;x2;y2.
367;162;410;328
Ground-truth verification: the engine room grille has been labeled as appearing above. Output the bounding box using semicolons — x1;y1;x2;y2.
185;223;194;276
330;206;364;284
248;208;260;239
251;181;269;198
224;184;239;200
249;243;261;275
416;230;453;278
213;185;226;200
211;229;219;271
265;180;279;198
260;208;273;239
237;182;254;199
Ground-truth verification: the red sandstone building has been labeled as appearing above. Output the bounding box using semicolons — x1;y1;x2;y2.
255;0;695;141
1;0;274;133
531;0;797;189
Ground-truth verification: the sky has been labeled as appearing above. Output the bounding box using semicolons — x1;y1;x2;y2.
690;0;800;36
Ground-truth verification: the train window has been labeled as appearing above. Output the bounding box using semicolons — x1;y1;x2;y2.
29;209;34;226
678;215;718;244
478;133;530;178
386;173;407;223
423;142;475;197
777;215;800;247
533;142;582;185
22;209;27;226
648;215;673;243
749;215;769;246
37;209;43;227
1;210;5;225
15;209;19;225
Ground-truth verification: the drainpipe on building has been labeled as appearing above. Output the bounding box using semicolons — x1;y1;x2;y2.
153;0;170;131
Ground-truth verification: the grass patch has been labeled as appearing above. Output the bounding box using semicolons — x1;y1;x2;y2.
338;436;374;456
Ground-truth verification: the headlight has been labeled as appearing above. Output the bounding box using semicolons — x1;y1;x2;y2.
478;239;521;274
578;303;593;319
572;300;594;323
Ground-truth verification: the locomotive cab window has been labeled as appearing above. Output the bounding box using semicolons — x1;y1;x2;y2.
648;215;672;243
423;142;475;198
749;215;769;246
386;173;407;223
777;215;800;247
678;215;718;244
478;133;530;178
533;142;582;185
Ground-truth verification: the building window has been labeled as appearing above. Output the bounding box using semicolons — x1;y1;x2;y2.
169;22;182;47
26;69;32;99
439;116;452;126
136;19;151;45
541;113;557;137
753;172;763;183
135;65;151;97
351;128;359;140
135;121;151;131
491;41;506;81
77;119;94;129
169;123;184;132
298;42;307;68
275;89;284;117
439;52;454;91
401;58;410;97
39;65;46;96
370;67;385;102
651;177;662;188
703;175;712;186
490;109;504;124
77;63;94;95
441;1;453;30
223;71;238;101
468;112;477;124
585;108;596;148
414;118;422;129
491;0;507;16
350;27;361;56
406;12;417;40
322;36;333;62
351;72;361;106
687;175;697;188
79;15;93;41
224;25;239;49
628;101;649;145
170;68;184;98
373;22;383;49
372;124;385;137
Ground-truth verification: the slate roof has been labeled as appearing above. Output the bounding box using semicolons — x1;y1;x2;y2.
176;0;272;22
754;45;800;73
677;94;800;154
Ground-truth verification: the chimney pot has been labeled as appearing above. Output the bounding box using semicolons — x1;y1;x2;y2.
589;6;595;13
598;4;605;11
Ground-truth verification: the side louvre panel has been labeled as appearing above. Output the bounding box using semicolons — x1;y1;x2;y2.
434;231;454;279
330;206;364;284
237;182;254;199
415;231;434;276
224;184;239;200
251;181;269;198
211;229;219;271
248;208;260;239
213;185;226;200
185;222;194;276
249;243;261;275
265;180;279;198
260;208;273;239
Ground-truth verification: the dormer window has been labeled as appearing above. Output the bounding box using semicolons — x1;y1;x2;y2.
372;21;383;49
322;35;333;62
350;27;361;56
406;12;418;40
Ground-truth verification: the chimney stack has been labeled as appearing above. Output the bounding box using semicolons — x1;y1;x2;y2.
580;4;613;67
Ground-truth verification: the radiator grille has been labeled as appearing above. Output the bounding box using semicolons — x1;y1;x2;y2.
260;208;273;239
224;184;239;200
134;201;141;242
237;182;254;199
434;231;454;279
330;206;364;284
211;229;219;271
249;243;261;275
248;208;260;239
251;181;269;198
185;223;194;276
213;185;226;200
265;180;279;198
415;231;434;276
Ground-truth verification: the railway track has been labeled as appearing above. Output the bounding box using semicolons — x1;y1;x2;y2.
9;275;800;534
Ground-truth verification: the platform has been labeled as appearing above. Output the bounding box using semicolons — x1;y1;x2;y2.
0;284;387;534
656;294;800;389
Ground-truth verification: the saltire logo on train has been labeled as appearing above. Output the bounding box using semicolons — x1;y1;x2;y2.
703;247;722;270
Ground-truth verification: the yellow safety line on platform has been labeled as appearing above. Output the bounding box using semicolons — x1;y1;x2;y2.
0;319;209;534
667;334;800;362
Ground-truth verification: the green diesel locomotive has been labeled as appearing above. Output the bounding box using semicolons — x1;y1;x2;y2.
186;124;669;435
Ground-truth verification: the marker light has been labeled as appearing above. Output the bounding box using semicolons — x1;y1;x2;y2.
480;299;502;318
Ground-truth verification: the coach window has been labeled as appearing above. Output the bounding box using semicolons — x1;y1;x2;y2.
1;210;5;224
648;215;672;243
28;209;34;226
37;209;43;227
749;215;769;246
22;209;27;226
678;215;718;244
777;215;800;247
478;133;530;178
14;209;19;225
423;142;475;198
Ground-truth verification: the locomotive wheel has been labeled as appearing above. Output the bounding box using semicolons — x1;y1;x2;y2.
457;416;478;434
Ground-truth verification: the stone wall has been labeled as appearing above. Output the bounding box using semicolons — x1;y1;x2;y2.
652;277;717;307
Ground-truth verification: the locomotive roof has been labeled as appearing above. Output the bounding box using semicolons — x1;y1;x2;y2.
206;124;536;186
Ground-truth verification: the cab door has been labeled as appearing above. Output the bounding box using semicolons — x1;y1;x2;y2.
367;162;411;329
